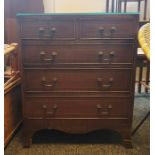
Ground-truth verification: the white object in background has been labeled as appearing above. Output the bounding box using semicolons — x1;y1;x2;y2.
43;0;55;13
43;0;106;13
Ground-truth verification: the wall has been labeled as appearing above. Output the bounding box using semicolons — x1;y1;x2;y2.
43;0;150;21
43;0;106;13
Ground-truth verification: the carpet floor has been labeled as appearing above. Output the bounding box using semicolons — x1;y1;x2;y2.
4;94;150;155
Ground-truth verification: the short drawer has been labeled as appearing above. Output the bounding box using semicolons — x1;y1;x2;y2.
79;17;138;39
22;44;134;65
24;97;131;118
24;68;131;92
20;20;76;39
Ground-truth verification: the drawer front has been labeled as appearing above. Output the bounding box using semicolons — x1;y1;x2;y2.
20;20;76;39
22;44;134;65
79;18;137;39
24;69;131;92
19;14;138;39
24;97;131;118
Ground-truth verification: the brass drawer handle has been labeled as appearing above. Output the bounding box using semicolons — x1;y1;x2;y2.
42;104;58;117
42;104;47;110
98;26;116;37
98;26;104;33
96;104;112;116
49;27;56;38
41;77;57;87
38;27;56;38
98;51;104;57
109;51;115;57
111;26;116;33
39;27;45;32
98;51;115;62
40;51;57;63
47;104;58;117
38;27;45;37
50;27;56;33
97;77;113;90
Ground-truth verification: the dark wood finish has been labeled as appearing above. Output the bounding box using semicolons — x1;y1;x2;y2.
143;0;147;20
4;0;44;19
124;0;127;12
24;68;131;91
138;65;143;93
20;19;76;39
106;0;110;12
4;0;44;43
18;15;138;39
22;44;134;65
4;44;23;148
145;64;150;92
79;16;138;39
4;78;22;148
5;18;19;44
136;52;150;93
24;97;131;118
17;14;139;148
111;0;115;12
138;0;141;12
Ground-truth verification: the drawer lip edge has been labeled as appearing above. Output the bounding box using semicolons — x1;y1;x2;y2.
24;92;131;98
25;117;129;120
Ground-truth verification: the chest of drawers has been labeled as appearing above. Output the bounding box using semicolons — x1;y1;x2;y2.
17;13;139;148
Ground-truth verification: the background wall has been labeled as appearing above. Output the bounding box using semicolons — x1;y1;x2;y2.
43;0;106;13
43;0;150;21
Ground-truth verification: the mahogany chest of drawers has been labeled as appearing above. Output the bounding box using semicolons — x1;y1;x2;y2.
17;13;139;148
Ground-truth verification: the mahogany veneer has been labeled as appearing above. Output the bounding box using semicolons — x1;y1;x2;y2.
17;14;139;148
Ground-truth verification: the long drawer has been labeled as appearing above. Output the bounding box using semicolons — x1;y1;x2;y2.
22;44;134;65
24;97;131;118
24;68;131;92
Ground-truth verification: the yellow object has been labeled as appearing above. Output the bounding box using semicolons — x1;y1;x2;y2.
138;23;150;60
4;43;18;55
